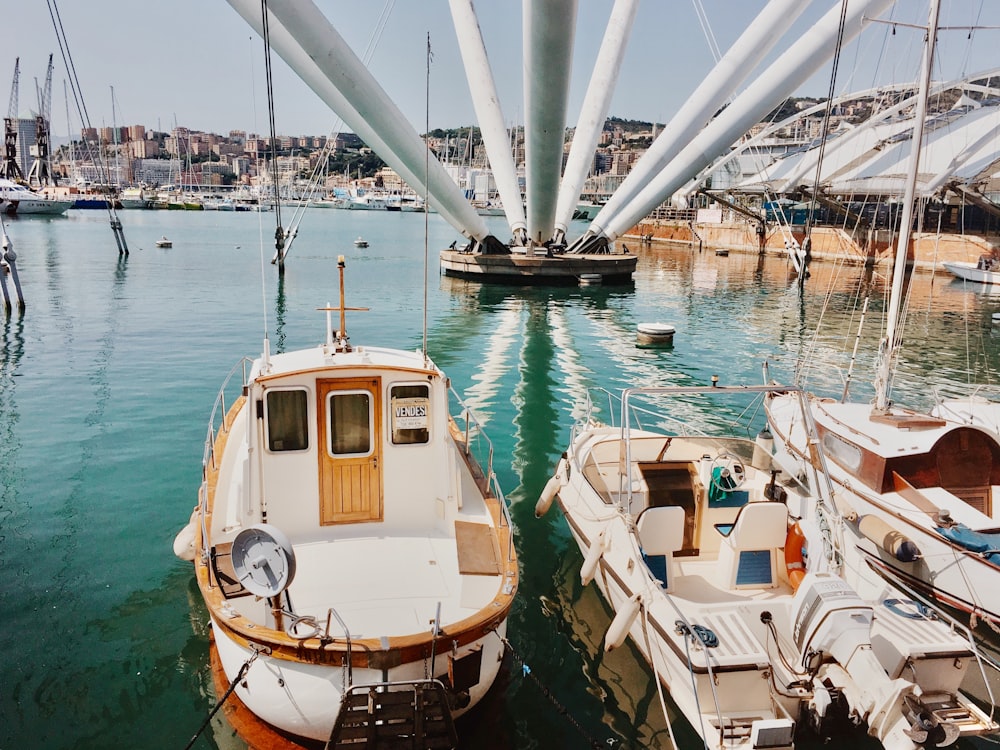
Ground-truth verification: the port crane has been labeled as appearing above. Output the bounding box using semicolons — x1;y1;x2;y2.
1;57;25;183
27;54;55;187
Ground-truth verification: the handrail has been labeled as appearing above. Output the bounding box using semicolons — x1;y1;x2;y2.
198;356;254;565
448;386;515;561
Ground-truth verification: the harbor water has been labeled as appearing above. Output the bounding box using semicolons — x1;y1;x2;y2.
1;207;998;749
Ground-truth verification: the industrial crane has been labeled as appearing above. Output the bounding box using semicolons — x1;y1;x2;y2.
1;57;25;183
27;54;55;187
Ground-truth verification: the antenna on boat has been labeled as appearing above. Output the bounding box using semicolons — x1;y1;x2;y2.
421;32;431;364
319;256;368;353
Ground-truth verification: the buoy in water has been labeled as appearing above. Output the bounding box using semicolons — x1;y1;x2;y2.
581;529;607;585
992;312;1000;326
578;273;602;286
605;593;642;652
637;323;676;346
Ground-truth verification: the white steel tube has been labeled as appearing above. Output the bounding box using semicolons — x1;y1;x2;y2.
449;0;526;235
601;0;895;242
553;0;638;239
588;0;811;238
524;0;578;245
227;0;489;241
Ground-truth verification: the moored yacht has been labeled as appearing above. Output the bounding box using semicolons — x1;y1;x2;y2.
174;258;518;744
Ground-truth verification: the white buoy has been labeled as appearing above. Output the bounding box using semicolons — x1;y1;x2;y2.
580;529;607;585
637;323;676;346
173;508;199;561
605;593;642;652
535;463;564;517
991;312;1000;326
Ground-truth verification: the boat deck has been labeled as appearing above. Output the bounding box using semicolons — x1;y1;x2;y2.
248;530;505;639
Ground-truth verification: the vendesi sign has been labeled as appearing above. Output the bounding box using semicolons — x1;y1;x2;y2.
392;397;429;430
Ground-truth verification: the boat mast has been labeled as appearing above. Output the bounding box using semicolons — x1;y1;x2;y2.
873;0;940;414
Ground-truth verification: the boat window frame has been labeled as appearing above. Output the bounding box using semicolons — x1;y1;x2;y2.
325;388;374;458
264;387;310;453
389;382;432;446
822;431;863;473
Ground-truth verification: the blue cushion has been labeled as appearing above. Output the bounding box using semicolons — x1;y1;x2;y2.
937;524;1000;565
736;550;773;586
643;552;668;587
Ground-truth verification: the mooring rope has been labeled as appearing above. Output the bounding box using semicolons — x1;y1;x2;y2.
182;648;261;750
499;635;610;749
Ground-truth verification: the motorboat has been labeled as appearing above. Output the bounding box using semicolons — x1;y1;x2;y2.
942;258;1000;286
354;236;369;248
155;236;172;248
0;179;72;216
174;257;517;744
538;382;997;750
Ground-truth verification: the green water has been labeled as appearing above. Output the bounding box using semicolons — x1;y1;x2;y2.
1;208;997;749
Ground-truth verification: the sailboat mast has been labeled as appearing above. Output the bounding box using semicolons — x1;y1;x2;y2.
873;0;940;413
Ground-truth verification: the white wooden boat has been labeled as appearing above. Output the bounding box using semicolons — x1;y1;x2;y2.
174;258;517;744
353;236;369;248
539;383;997;750
942;259;1000;286
155;236;172;248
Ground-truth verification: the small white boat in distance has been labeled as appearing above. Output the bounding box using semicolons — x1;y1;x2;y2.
155;236;172;248
539;382;997;750
942;257;1000;286
174;257;517;745
353;236;369;248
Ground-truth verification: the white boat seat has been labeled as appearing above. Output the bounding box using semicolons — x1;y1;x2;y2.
716;502;789;589
636;505;686;590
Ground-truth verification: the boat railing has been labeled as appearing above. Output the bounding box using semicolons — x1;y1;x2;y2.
449;386;513;541
198;357;253;561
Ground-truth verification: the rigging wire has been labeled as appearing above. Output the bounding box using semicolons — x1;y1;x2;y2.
45;0;129;255
271;0;395;264
423;32;431;362
800;0;851;289
259;0;285;272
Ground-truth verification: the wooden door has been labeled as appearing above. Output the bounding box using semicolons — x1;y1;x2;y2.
317;378;383;524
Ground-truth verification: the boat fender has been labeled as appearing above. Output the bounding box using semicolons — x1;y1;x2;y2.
857;515;920;562
173;508;199;562
535;460;566;518
783;522;807;592
580;529;607;586
605;593;642;652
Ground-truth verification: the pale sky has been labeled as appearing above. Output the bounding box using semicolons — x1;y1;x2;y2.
3;1;999;140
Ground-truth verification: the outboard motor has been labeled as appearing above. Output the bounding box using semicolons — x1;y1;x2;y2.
789;573;930;747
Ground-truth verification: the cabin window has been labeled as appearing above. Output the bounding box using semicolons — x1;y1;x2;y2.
328;391;372;456
390;384;430;445
266;389;309;452
822;432;862;472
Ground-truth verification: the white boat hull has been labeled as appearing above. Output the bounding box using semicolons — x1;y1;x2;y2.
943;261;1000;286
212;618;507;741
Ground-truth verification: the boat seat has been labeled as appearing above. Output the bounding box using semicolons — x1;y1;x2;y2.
716;502;789;589
636;505;686;590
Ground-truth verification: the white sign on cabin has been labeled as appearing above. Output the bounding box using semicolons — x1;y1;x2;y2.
696;208;723;224
392;397;430;430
